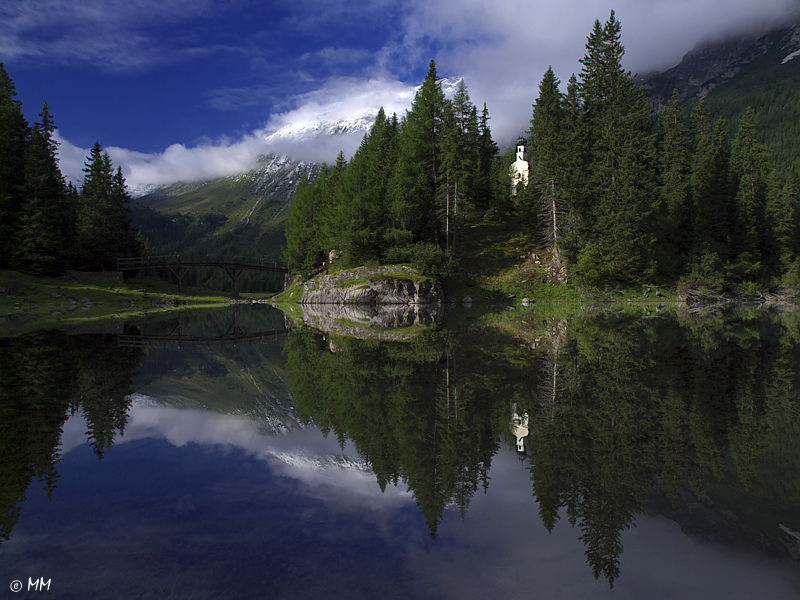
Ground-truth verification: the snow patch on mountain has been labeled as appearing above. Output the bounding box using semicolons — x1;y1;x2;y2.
781;24;800;63
125;75;463;193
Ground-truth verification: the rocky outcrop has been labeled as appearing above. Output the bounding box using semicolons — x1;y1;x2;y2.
299;265;447;306
300;303;448;340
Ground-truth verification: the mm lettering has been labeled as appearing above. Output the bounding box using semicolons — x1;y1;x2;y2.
28;578;51;591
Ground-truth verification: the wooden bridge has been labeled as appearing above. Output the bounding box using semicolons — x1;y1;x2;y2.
117;255;289;296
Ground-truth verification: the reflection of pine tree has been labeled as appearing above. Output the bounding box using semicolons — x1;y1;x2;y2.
526;315;660;587
0;333;143;544
286;328;501;538
74;335;142;459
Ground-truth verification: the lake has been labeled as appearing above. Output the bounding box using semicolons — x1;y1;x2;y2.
1;303;800;599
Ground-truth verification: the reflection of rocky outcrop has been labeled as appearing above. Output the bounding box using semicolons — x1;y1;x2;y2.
300;266;447;306
300;303;448;340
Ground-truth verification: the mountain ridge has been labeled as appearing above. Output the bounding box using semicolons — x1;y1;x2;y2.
642;21;800;112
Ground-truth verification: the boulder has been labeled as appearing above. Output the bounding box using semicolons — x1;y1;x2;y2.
300;265;447;306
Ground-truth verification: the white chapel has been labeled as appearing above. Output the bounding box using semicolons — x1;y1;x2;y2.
510;136;529;195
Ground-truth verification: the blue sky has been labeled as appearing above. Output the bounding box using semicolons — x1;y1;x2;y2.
2;0;799;187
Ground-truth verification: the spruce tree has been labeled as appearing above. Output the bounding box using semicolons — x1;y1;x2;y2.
330;108;398;264
575;11;656;280
76;143;141;270
658;90;692;274
16;102;71;275
730;107;770;268
284;170;326;276
769;164;800;278
528;66;566;263
386;60;446;252
438;80;480;252
476;103;499;207
0;64;28;269
690;117;734;264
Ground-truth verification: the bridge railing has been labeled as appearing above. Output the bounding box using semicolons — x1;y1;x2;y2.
117;255;289;272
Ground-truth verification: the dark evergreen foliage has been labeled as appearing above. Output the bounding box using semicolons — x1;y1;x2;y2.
75;143;143;270
0;66;143;275
0;63;28;269
284;61;497;278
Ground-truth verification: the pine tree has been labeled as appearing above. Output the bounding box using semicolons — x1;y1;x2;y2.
658;90;692;274
330;108;398;264
438;80;480;252
386;60;447;251
0;64;29;269
284;169;326;276
574;11;656;280
690;117;734;264
730;107;770;267
528;66;566;264
16;102;71;275
476;103;499;207
768;164;800;276
75;143;141;270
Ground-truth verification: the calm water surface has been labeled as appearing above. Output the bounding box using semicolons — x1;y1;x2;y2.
1;304;799;599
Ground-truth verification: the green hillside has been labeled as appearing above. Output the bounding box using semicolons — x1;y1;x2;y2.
694;28;800;176
131;155;313;292
643;24;800;178
134;155;312;258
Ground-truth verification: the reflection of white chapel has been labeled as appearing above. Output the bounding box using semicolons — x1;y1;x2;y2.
510;136;529;195
510;403;529;453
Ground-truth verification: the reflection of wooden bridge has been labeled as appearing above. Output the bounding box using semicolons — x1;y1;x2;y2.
116;255;290;296
117;309;290;348
117;329;289;348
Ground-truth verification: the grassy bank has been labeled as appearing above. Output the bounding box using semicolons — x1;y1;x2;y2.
274;207;681;309
0;270;233;336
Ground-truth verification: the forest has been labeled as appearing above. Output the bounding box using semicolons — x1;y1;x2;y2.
285;11;800;295
0;63;142;276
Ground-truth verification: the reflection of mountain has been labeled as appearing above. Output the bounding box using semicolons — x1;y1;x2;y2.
131;306;301;435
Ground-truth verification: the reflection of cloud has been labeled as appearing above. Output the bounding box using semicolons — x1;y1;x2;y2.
392;448;800;599
37;404;800;598
60;397;411;509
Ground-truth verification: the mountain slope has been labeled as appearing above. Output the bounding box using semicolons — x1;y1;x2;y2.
643;20;800;173
134;154;313;259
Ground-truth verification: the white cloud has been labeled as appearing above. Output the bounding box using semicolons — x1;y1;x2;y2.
0;0;225;68
56;77;421;188
385;0;800;146
53;0;800;187
54;130;266;188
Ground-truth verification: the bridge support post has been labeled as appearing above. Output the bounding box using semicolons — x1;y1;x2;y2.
167;267;188;293
225;308;244;337
223;267;244;298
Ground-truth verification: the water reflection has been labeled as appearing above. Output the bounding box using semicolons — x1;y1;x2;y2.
1;305;799;597
286;305;800;586
0;330;144;544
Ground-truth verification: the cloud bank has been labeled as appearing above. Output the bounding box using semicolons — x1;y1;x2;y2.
55;77;421;189
51;0;800;188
